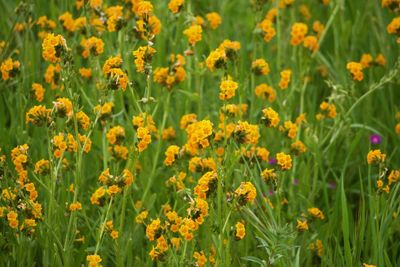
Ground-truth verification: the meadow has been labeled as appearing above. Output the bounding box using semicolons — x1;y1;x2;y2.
0;0;400;266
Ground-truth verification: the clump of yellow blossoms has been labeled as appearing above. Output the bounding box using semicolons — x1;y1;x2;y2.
303;35;319;52
106;126;125;145
308;207;325;220
296;219;309;231
44;63;61;89
234;121;260;145
80;37;104;58
164;145;180;166
367;149;386;165
1;58;20;80
290;23;308;46
185;120;213;154
36;16;56;38
316;101;337;120
346;61;364;81
258;18;276;42
193;251;207;267
206;12;222;29
219;77;238;100
279;69;292;89
26;105;51;126
137;127;152;152
42;33;67;63
262;107;280;128
94;102;114;122
102;56;128;91
87;254;103;267
31;83;45;102
189;157;216;173
105;5;124;32
153;53;186;90
235;222;246;240
255;83;276;102
206;48;227;71
194;171;218;199
251;59;270;75
34;159;50;175
168;0;184;13
183;25;202;46
235;182;257;205
133;46;156;74
276;152;292;170
69;201;82;211
387;16;400;42
280;120;298;139
291;140;307;155
309;239;323;257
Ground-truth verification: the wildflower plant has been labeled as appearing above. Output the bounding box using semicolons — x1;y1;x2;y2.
0;0;399;267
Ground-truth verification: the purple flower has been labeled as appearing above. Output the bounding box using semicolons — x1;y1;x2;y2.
292;179;299;186
269;158;277;165
370;134;382;145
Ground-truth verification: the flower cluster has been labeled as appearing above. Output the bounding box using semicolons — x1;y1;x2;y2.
153;54;186;90
133;46;156;74
316;101;337;120
183;25;203;46
346;61;364;81
255;83;276;102
80;37;104;58
251;59;270;75
279;69;292;89
102;55;128;91
258;18;276;42
219;76;238;100
1;58;20;80
168;0;184;13
235;182;257;205
42;33;67;63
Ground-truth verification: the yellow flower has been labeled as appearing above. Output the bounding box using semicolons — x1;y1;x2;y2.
279;69;292;89
206;12;222;29
219;77;238;100
367;149;386;165
290;23;308;46
276;152;292;170
251;59;270;75
303;35;318;52
346;61;364;81
42;33;67;63
296;219;309;231
308;207;325;220
235;182;257;205
164;145;180;166
258;19;276;42
262;107;280;128
86;254;102;267
235;222;246;240
193;251;208;267
26;105;51;126
255;83;276;102
132;46;156;73
107;185;122;196
69;201;82;211
1;58;20;80
183;25;202;46
80;37;104;58
168;0;184;13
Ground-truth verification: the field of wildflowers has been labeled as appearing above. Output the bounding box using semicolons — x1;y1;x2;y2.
1;0;400;266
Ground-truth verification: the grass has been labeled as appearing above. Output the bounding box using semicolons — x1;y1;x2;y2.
0;0;400;266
